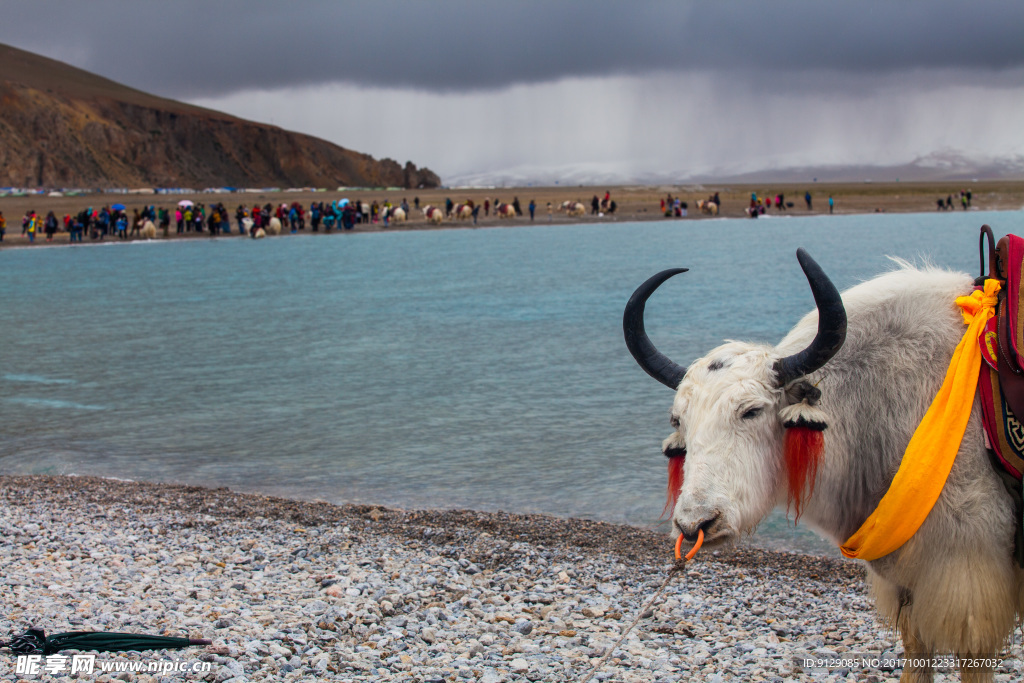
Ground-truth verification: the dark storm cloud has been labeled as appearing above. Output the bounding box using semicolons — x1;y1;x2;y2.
1;0;1022;97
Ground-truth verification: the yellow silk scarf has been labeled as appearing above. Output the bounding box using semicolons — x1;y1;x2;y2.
840;279;1001;560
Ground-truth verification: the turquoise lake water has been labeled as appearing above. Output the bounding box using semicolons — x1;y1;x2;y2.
3;209;1023;555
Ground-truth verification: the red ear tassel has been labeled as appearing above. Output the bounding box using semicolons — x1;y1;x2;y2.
784;427;824;521
663;455;685;518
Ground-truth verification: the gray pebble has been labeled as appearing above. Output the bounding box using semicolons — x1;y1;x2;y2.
6;476;1022;683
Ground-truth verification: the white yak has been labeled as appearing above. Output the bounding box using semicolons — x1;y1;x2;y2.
624;249;1024;682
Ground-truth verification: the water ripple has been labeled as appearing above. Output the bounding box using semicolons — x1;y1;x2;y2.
6;397;105;411
4;374;78;385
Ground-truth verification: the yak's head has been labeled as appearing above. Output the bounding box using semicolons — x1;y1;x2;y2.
624;249;846;550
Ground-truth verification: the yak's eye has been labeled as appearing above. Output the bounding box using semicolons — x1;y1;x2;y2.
670;415;680;429
741;406;763;420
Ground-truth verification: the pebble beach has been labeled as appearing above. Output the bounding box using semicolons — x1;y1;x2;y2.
1;476;1021;682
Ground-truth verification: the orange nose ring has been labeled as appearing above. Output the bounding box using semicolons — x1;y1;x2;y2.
675;527;704;561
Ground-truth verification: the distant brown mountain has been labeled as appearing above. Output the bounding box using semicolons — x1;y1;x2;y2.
0;43;440;190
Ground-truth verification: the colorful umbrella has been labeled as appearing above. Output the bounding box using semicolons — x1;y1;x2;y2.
178;200;194;208
111;203;126;211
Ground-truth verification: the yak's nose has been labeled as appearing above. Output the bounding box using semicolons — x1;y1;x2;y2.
677;512;719;542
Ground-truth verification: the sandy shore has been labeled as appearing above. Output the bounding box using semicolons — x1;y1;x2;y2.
2;180;1022;250
2;475;1020;682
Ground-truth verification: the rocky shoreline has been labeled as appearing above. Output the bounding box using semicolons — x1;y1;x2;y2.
0;476;1019;681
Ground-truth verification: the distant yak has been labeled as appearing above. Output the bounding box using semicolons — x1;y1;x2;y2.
423;206;444;225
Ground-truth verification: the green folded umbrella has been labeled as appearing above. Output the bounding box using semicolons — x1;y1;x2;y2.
2;629;211;655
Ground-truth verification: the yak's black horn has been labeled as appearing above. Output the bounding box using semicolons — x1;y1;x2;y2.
774;249;847;387
623;268;689;390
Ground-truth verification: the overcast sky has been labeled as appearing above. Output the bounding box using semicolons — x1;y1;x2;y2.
3;0;1023;183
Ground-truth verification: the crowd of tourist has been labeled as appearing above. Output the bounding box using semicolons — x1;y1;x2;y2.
0;192;614;243
0;186;940;245
0;196;432;243
661;192;697;217
936;189;973;211
6;205;167;243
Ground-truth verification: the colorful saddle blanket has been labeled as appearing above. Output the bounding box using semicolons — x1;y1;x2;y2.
977;230;1024;566
979;233;1024;480
979;360;1024;478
